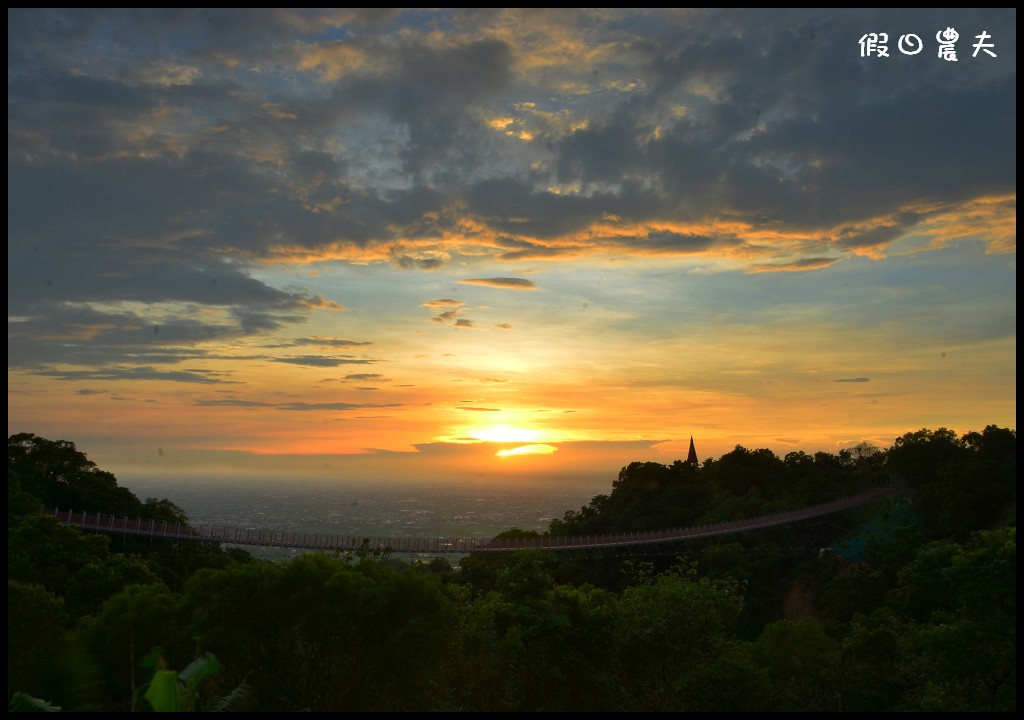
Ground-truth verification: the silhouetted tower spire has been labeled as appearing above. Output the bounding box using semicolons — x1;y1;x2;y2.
686;436;698;466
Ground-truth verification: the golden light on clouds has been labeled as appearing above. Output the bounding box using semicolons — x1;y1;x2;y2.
295;42;368;81
470;425;542;444
915;194;1017;254
488;117;515;131
496;444;559;457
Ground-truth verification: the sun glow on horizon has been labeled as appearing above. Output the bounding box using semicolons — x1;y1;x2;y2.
470;425;542;443
496;443;559;457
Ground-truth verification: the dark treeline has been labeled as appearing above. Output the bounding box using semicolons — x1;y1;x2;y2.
7;427;1016;712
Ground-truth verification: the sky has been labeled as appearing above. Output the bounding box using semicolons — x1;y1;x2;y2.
7;9;1016;488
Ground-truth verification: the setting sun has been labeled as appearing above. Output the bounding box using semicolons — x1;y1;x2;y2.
471;425;541;444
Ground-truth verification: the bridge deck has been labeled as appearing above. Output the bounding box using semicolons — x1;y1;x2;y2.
49;482;905;554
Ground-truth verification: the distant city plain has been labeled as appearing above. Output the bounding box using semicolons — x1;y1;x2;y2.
122;474;613;560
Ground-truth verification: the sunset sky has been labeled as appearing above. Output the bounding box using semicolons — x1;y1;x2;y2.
8;9;1016;487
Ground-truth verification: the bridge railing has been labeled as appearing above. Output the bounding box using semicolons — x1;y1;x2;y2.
47;481;906;554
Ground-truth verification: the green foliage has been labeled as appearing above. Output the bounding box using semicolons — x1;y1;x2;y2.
891;526;1016;711
549;459;709;538
751;619;841;711
614;561;745;711
818;564;887;625
8;432;193;530
7;581;68;701
705;445;785;499
8;515;111;599
8;433;145;517
8;692;61;712
67;554;163;619
838;607;907;711
79;584;189;709
7;514;166;621
139;649;241;712
887;425;1015;536
144;670;182;712
493;551;556;602
182;552;454;711
7;469;43;525
493;526;542;541
445;552;618;712
141;498;190;525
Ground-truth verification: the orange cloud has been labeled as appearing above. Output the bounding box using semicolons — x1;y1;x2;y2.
459;277;537;290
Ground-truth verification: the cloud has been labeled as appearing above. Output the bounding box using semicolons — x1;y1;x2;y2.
271;356;375;367
391;250;450;270
8;9;1014;304
278;402;400;411
834;377;871;383
421;299;463;308
290;337;372;347
194;399;401;411
263;336;371;349
458;406;502;412
459;277;537;290
194;399;272;408
747;257;842;274
36;367;237;384
423;299;480;328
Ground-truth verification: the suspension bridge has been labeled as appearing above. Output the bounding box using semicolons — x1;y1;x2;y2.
48;481;906;555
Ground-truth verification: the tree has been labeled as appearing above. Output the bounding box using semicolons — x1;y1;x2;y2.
751;619;841;711
614;561;745;711
141;498;189;525
140;649;251;712
887;426;1015;536
891;527;1016;711
79;584;189;711
8;433;145;516
183;553;454;711
8;580;68;702
838;608;907;711
444;553;617;711
8;515;110;598
702;445;785;508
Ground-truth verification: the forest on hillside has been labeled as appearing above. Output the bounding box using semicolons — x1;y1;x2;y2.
7;427;1016;712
